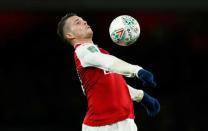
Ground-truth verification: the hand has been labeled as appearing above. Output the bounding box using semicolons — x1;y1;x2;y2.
137;69;157;87
141;92;160;116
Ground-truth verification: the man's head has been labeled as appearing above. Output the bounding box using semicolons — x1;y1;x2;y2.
57;13;93;46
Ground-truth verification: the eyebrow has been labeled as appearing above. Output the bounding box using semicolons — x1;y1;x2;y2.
73;17;84;24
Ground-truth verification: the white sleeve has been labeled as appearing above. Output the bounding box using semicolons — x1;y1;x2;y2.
127;84;144;102
75;44;143;77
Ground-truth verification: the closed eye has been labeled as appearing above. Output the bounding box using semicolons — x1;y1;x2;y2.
76;20;81;24
74;18;83;25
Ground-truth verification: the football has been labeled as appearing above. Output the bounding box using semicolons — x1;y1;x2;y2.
109;15;140;46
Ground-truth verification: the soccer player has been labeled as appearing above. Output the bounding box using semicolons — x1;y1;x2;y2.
57;13;160;131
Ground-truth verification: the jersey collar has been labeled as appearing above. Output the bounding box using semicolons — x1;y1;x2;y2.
74;43;94;50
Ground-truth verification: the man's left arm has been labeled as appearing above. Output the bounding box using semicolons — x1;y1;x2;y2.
127;84;144;102
127;84;160;116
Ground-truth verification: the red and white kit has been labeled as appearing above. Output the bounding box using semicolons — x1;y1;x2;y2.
74;43;144;130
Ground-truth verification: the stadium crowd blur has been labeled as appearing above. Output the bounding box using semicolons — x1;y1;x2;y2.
0;1;207;131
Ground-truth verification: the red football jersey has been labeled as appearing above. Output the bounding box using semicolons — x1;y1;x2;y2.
74;43;135;126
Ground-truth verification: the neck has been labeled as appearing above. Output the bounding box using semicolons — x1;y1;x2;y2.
72;38;93;45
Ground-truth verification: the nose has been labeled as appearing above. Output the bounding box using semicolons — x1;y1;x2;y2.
83;20;87;25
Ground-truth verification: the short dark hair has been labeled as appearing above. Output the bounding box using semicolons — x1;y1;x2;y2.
57;12;77;44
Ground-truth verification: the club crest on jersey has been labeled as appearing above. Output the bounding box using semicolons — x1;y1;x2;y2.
87;46;98;53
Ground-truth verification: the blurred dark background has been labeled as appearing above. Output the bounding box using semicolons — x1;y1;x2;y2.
0;0;208;131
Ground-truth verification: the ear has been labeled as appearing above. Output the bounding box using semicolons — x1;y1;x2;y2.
65;32;75;41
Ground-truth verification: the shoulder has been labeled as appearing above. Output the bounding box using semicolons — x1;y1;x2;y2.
75;43;100;58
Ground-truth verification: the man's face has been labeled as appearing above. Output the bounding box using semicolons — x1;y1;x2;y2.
65;15;93;40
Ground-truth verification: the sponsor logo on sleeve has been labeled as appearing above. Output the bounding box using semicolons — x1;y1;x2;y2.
87;46;98;53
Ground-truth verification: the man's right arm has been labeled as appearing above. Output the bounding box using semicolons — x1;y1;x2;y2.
76;43;156;87
76;43;142;77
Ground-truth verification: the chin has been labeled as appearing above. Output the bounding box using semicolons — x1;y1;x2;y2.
88;31;93;38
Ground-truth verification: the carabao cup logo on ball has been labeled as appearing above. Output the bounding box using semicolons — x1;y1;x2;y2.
109;15;140;46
